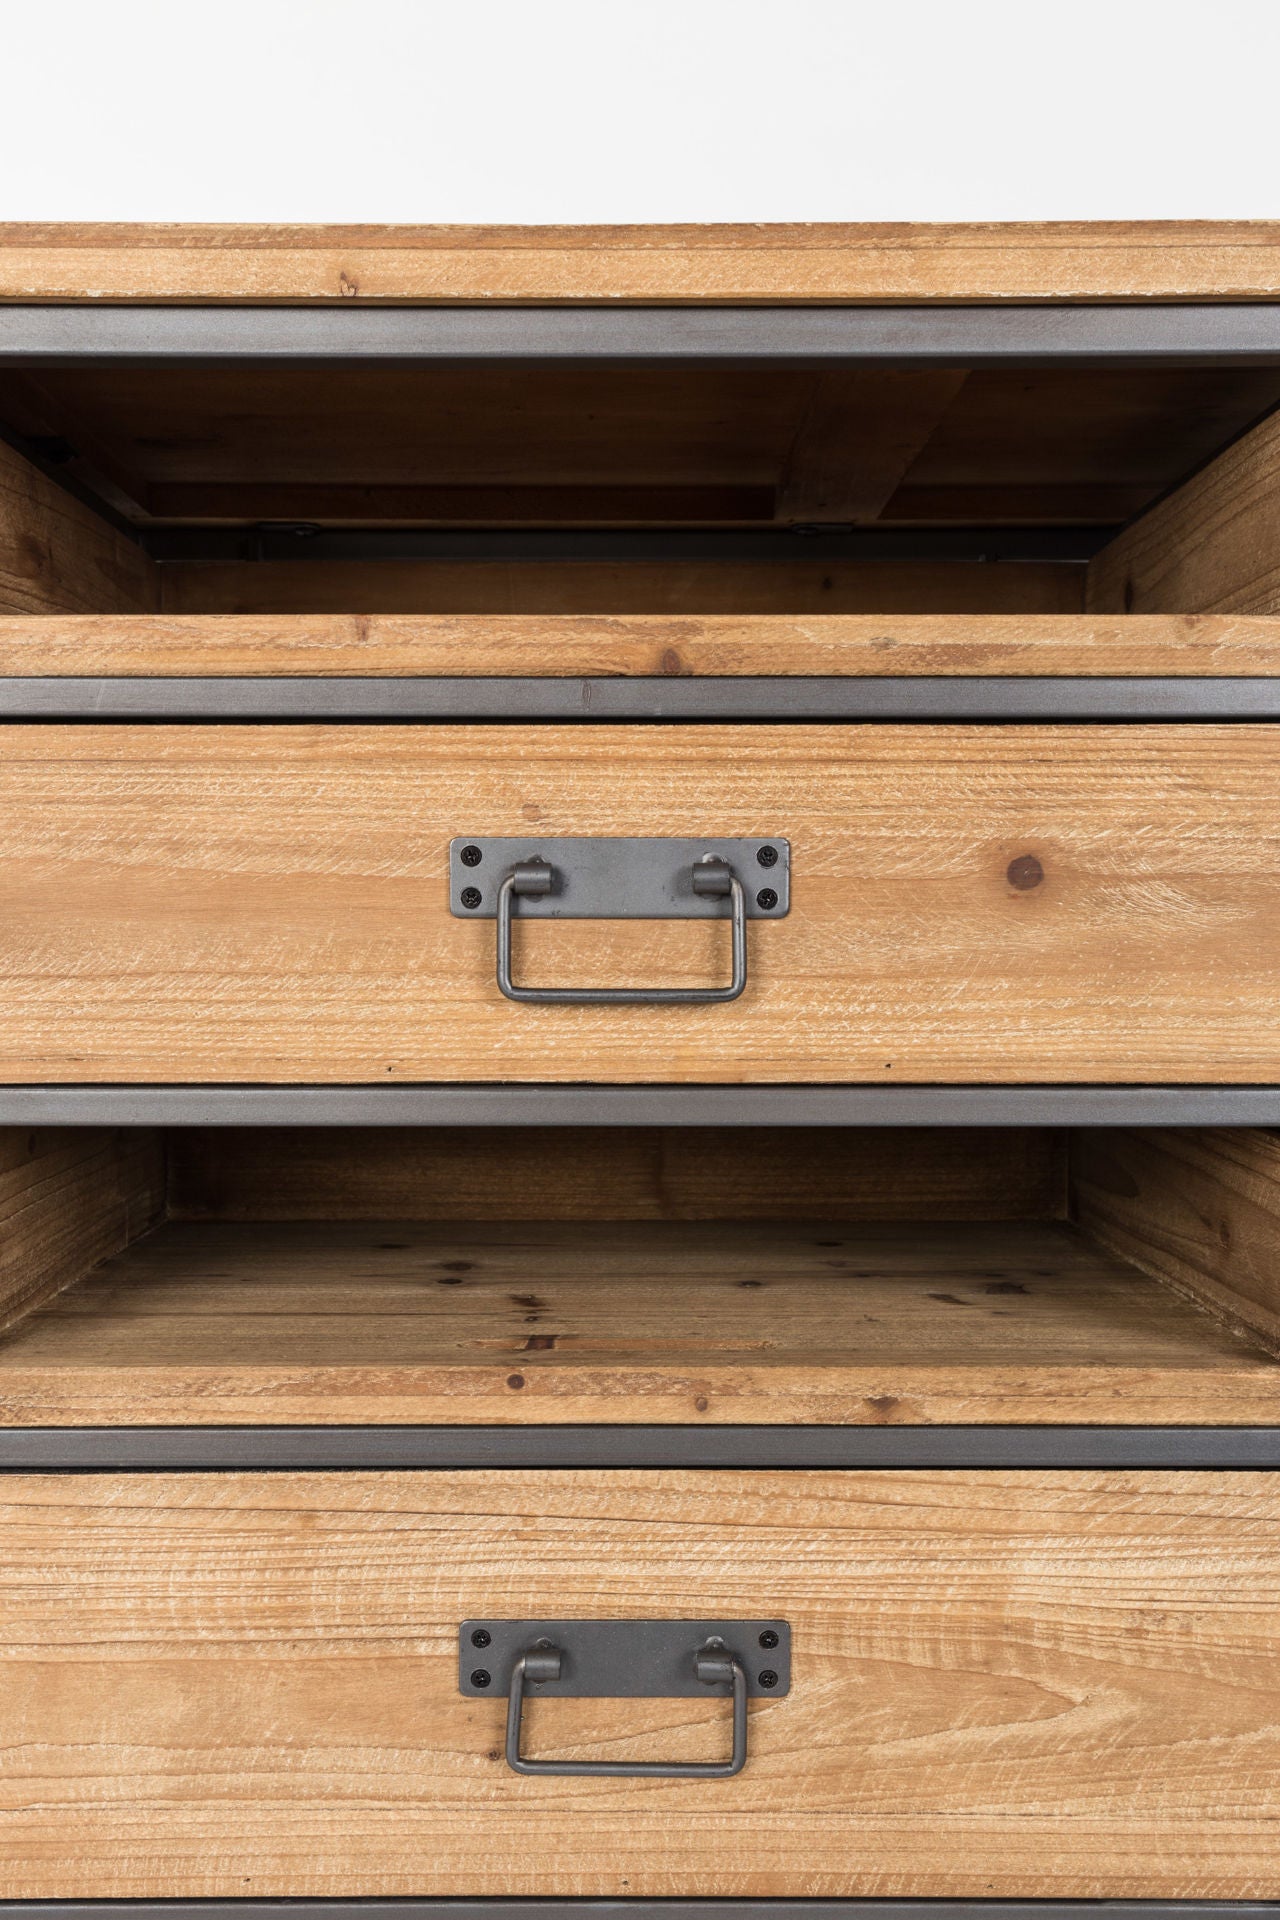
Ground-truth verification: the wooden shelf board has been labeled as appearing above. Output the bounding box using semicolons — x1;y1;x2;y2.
4;611;1280;678
0;1217;1273;1426
3;220;1280;302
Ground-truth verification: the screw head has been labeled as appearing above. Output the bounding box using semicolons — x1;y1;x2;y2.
460;886;483;910
470;1668;492;1689
758;1669;779;1689
471;1627;492;1648
756;887;778;911
756;845;778;868
758;1629;779;1649
460;844;483;867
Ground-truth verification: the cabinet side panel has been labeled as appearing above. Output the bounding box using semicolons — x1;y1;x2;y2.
1087;408;1280;615
0;1126;164;1330
1072;1126;1280;1352
0;440;157;615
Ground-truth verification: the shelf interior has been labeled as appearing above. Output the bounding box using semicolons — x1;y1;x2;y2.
5;361;1280;540
1;1123;1278;1427
5;350;1280;619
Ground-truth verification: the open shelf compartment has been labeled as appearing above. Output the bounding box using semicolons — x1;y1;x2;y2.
3;301;1280;628
2;1122;1277;1426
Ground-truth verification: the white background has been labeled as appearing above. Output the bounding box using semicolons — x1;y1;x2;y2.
2;0;1278;222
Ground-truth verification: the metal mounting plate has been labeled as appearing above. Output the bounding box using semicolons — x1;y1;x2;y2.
450;836;790;919
459;1619;791;1697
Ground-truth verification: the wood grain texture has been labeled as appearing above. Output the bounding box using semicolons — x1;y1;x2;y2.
2;221;1280;302
1;1467;1278;1897
0;723;1278;1083
0;439;157;615
0;1218;1272;1428
0;1126;163;1332
1087;406;1280;615
8;610;1280;676
168;1124;1064;1223
158;560;1086;618
1072;1127;1280;1351
778;370;971;524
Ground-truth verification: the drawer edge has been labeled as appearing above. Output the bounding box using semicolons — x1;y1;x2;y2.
2;1903;1279;1919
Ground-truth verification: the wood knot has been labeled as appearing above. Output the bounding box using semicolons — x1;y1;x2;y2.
1006;853;1044;891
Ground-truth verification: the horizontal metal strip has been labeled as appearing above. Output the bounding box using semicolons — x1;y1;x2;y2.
2;1905;1277;1920
1;1427;1279;1471
448;837;789;921
4;1906;1277;1920
5;303;1280;364
145;527;1105;564
3;677;1278;720
0;1085;1279;1127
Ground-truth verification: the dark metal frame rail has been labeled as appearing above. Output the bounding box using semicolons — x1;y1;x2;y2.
3;677;1280;720
3;1426;1279;1471
2;1085;1280;1126
5;303;1280;363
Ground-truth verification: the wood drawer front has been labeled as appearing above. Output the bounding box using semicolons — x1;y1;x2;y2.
1;1468;1278;1899
1;723;1278;1083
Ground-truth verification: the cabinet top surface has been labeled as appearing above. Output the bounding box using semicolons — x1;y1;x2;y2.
3;221;1280;303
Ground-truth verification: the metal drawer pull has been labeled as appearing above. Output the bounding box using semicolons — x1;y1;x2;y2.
507;1638;748;1778
497;856;746;1005
459;1616;789;1779
449;835;790;1008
